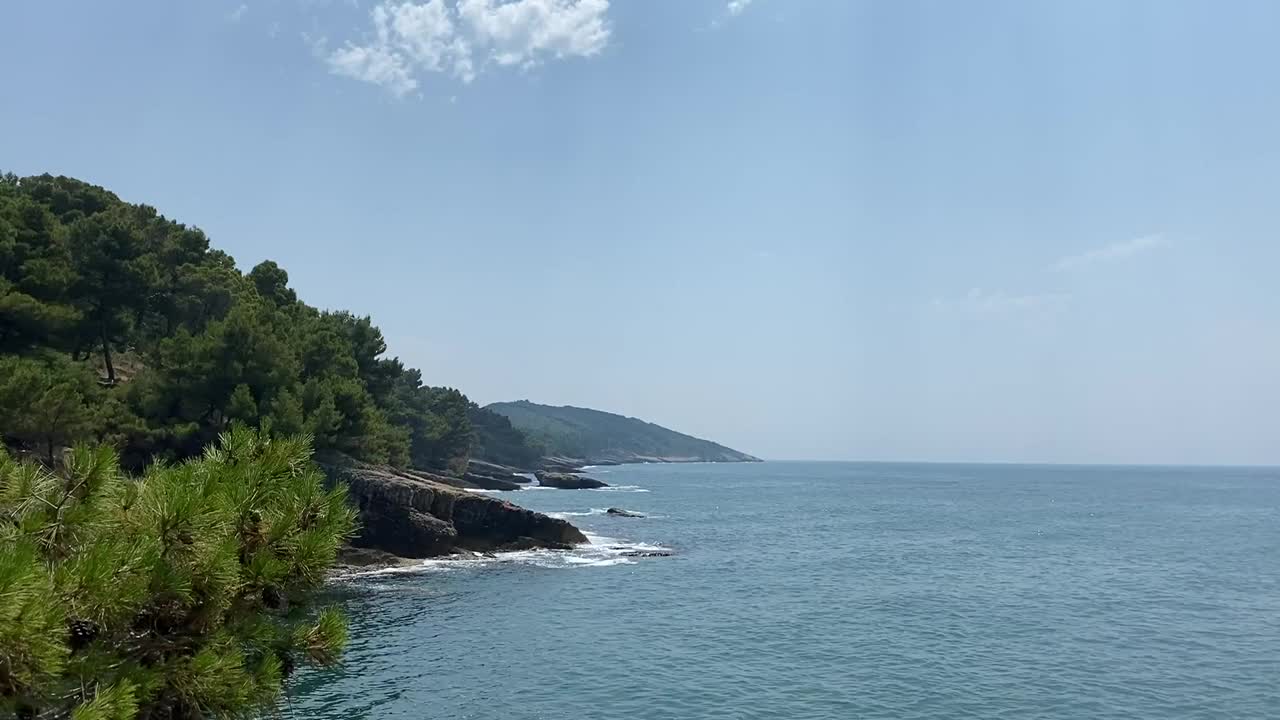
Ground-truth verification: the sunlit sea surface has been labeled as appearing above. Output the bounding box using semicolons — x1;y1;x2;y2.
289;462;1280;719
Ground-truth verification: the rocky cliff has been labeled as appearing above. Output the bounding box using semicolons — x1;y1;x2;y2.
319;455;587;559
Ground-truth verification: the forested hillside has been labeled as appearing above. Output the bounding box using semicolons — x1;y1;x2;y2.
0;173;538;472
486;400;760;464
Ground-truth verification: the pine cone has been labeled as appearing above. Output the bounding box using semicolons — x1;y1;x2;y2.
68;619;98;651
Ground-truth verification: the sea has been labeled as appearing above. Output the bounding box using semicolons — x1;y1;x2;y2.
287;461;1280;719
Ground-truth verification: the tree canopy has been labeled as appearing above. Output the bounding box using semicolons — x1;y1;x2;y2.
0;172;554;718
0;173;542;472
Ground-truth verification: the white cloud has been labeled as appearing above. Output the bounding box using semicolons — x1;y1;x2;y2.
933;288;1071;313
329;42;419;97
229;3;249;22
1053;233;1166;272
726;0;753;16
460;0;610;67
327;0;610;96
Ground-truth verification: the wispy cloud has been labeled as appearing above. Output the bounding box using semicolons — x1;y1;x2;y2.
1053;233;1166;272
727;0;754;16
229;3;248;22
933;288;1071;314
326;0;611;98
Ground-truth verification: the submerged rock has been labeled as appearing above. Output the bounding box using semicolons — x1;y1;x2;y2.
620;550;673;558
606;507;644;518
535;472;609;489
500;536;576;552
335;546;418;569
319;455;588;559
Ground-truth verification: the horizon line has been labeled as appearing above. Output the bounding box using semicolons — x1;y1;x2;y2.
744;458;1280;470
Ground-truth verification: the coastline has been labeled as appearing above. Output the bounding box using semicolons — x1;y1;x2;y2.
327;457;680;573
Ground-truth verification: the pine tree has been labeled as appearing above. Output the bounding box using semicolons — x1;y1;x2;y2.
0;354;97;465
0;426;356;719
66;214;153;385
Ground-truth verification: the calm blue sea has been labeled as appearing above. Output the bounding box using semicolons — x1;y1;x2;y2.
288;462;1280;719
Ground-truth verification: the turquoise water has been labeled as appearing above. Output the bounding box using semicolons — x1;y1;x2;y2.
289;462;1280;719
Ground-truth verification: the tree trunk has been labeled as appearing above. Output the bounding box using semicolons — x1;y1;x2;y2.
100;325;116;384
46;437;55;467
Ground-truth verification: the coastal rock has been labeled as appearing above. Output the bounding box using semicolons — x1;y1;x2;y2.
540;456;588;473
320;455;588;559
606;507;644;518
535;471;609;489
502;536;576;551
460;471;524;491
336;546;419;569
620;550;673;558
397;466;523;492
469;458;535;481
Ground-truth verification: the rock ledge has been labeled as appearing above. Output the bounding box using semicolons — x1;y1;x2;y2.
320;455;587;559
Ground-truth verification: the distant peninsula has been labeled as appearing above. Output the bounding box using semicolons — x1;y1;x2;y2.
485;400;761;466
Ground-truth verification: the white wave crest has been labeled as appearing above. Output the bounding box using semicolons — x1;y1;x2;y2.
340;534;671;579
545;508;661;520
462;484;574;494
545;508;609;519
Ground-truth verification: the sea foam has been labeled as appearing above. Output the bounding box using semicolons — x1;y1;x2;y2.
341;532;670;578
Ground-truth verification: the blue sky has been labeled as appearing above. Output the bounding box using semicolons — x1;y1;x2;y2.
3;0;1279;464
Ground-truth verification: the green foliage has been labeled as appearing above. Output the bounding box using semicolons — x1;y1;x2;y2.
378;368;474;473
0;173;486;475
469;404;545;469
66;212;155;383
0;427;355;719
486;400;758;462
0;353;98;465
246;260;296;308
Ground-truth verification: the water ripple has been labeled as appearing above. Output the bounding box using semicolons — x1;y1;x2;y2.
289;463;1280;719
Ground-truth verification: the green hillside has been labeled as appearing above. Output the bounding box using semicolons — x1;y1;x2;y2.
0;173;508;474
486;400;759;464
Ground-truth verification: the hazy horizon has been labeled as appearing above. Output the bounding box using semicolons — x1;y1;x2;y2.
4;1;1279;465
488;398;1280;468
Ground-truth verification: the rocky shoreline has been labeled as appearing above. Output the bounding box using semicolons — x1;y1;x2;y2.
320;452;716;569
319;454;587;562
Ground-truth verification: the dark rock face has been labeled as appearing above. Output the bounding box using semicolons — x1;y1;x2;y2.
320;458;588;559
606;507;644;518
535;472;609;489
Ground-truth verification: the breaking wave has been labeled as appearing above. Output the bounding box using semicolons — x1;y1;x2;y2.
341;533;671;578
463;484;646;494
